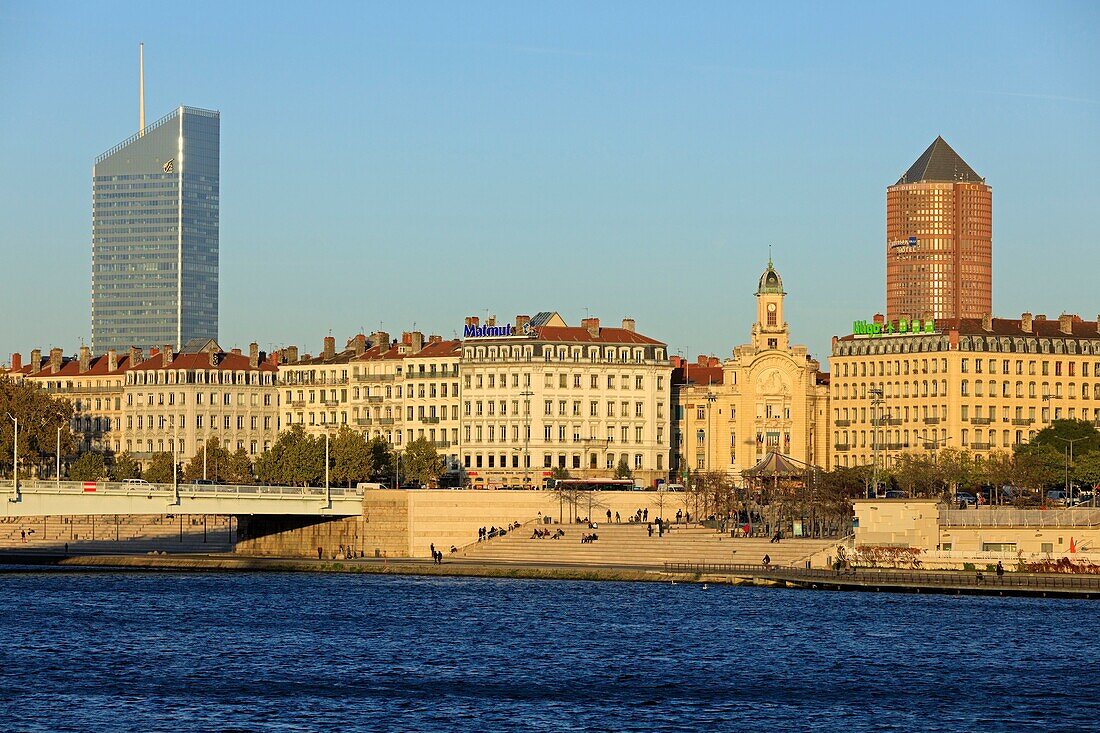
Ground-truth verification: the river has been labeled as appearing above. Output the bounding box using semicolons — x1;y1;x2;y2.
0;572;1094;731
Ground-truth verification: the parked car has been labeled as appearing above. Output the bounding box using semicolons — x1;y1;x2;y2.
191;479;214;485
122;478;151;487
665;484;686;492
1046;490;1069;506
884;490;908;499
955;492;977;507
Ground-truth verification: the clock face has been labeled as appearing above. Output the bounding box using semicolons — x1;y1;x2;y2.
767;303;776;313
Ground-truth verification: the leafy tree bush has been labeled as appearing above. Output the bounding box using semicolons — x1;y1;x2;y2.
69;452;107;481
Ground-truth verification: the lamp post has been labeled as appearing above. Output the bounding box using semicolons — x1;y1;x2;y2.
172;418;180;506
869;388;884;498
56;426;62;490
6;413;18;501
324;431;331;508
1053;436;1087;505
203;442;207;481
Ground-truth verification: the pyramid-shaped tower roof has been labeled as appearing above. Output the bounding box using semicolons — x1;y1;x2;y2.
895;136;983;185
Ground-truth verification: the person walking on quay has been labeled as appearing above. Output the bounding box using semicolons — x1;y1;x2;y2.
317;546;323;560
643;508;649;522
647;522;654;537
430;543;436;560
676;509;683;524
996;561;1005;580
606;509;612;523
615;511;620;524
20;529;26;543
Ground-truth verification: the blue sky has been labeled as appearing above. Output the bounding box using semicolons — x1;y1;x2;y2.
1;1;1097;365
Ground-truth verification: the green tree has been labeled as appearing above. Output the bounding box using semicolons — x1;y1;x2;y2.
0;375;76;478
613;458;633;481
1027;419;1100;456
550;466;571;481
400;436;443;486
255;425;323;486
69;452;107;481
225;447;255;484
330;426;372;487
367;436;394;483
143;452;179;484
183;438;232;482
112;452;141;481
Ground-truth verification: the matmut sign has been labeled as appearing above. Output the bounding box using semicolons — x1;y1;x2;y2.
463;323;532;339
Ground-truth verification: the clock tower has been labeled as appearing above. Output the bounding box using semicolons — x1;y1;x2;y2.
752;258;788;352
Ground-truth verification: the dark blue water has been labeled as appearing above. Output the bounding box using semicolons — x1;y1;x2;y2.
0;572;1094;732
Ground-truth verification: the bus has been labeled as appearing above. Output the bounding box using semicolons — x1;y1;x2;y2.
546;478;638;492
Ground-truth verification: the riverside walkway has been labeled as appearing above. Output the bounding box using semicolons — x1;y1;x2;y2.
664;562;1100;598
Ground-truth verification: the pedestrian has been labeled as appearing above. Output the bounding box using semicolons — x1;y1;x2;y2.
762;554;771;567
20;530;26;543
996;560;1004;579
64;542;69;556
643;508;648;522
317;546;323;560
647;522;654;537
615;511;620;524
676;509;683;524
606;509;612;523
658;519;664;538
430;543;436;560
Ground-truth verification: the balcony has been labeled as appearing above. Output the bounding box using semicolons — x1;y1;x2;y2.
872;443;909;451
971;442;992;450
320;398;339;406
420;417;440;424
970;417;992;425
884;418;903;426
834;443;851;451
432;440;451;448
1012;418;1033;426
354;374;395;383
287;399;306;407
367;396;384;403
377;418;395;425
834;419;851;427
355;418;372;426
44;385;123;395
923;417;941;425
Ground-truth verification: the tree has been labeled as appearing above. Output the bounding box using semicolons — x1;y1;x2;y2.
143;452;179;484
330;426;372;487
613;458;633;481
183;438;232;482
367;436;394;483
1075;451;1100;492
1028;419;1100;456
225;447;254;484
400;436;444;486
255;425;323;486
0;375;76;478
112;452;141;481
69;452;107;481
550;466;571;481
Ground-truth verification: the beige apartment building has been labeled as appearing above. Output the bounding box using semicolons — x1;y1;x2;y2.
829;313;1100;470
671;261;830;482
121;340;280;466
8;346;140;454
279;332;462;466
459;312;671;488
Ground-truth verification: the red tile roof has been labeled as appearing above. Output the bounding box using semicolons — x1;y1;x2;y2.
534;326;664;345
128;351;276;372
408;340;462;358
673;364;724;387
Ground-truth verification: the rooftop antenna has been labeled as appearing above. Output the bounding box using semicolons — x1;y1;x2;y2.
139;42;146;135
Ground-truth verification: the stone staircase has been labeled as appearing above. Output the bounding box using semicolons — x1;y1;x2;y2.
0;514;234;554
460;522;838;568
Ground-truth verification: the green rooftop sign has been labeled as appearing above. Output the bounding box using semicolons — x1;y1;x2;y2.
853;318;935;337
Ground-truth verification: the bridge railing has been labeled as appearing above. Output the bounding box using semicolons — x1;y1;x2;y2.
0;479;364;500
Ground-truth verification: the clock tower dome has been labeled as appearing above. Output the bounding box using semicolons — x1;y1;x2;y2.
752;257;788;351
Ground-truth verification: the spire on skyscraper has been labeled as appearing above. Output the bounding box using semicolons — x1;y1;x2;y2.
896;136;983;185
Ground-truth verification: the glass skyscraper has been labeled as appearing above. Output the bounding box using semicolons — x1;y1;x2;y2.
92;106;220;354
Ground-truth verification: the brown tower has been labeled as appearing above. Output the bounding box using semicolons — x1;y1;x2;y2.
886;136;991;322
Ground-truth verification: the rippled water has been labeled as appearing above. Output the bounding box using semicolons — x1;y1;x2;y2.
0;571;1094;732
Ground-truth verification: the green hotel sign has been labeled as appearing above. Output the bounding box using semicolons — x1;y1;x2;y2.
853;318;936;337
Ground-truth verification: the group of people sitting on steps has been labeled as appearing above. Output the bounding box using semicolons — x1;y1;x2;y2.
530;527;565;539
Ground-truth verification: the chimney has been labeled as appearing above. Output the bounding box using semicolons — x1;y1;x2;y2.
371;331;390;350
487;315;496;327
873;313;884;326
162;344;173;368
429;334;442;344
697;355;707;366
323;336;336;360
249;342;259;369
230;348;242;356
79;346;91;373
582;317;600;337
981;314;992;332
516;315;531;331
949;329;960;349
286;346;299;363
671;355;683;369
708;357;720;367
622;318;636;333
1096;316;1100;336
30;349;41;374
10;353;21;371
1021;312;1033;333
1036;314;1047;322
1059;314;1073;335
410;331;424;352
108;349;118;372
128;346;141;366
352;334;366;356
49;348;63;374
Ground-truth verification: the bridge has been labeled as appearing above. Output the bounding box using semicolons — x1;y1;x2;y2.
0;480;365;517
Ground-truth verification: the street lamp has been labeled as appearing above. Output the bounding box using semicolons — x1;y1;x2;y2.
324;431;331;508
6;413;18;501
56;426;62;490
1053;436;1087;505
